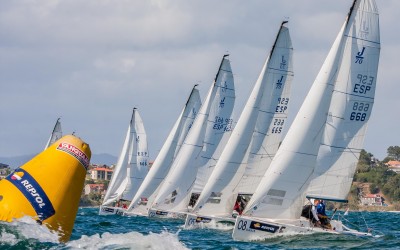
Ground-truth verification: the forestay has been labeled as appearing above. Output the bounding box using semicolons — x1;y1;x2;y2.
151;55;235;213
305;0;380;201
192;22;294;217
127;85;201;213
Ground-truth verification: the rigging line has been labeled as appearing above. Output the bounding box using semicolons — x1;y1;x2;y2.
360;211;370;232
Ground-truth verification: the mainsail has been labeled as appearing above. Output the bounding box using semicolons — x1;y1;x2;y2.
151;55;235;213
44;118;62;150
305;0;380;202
243;0;380;220
192;21;294;217
122;109;149;201
101;108;149;206
127;85;202;213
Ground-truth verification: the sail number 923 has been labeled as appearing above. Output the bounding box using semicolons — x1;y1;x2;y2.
349;102;370;121
275;98;289;113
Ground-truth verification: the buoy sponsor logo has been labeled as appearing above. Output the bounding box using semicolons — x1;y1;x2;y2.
11;171;24;180
57;142;89;169
249;221;280;233
195;216;212;223
6;169;55;221
155;210;168;216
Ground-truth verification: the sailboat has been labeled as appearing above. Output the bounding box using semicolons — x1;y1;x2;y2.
99;108;149;215
44;118;62;150
232;0;380;240
124;85;202;216
148;55;235;218
185;21;294;228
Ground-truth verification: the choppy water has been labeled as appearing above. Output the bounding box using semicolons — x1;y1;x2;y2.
0;208;399;249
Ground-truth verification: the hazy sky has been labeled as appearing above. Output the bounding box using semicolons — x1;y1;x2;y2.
0;0;397;161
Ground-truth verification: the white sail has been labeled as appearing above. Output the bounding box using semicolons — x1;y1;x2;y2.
127;85;201;213
101;108;149;208
151;55;235;213
101;110;135;206
243;0;379;221
121;108;149;201
306;0;380;202
44;118;62;150
192;22;293;217
174;86;202;158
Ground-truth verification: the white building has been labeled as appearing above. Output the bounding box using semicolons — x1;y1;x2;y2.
84;183;105;195
90;167;113;180
361;194;383;206
386;160;400;173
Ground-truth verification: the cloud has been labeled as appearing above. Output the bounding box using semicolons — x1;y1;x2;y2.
0;0;398;162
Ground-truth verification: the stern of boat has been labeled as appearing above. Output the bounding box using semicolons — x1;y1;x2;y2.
99;206;118;216
232;216;284;241
184;213;212;229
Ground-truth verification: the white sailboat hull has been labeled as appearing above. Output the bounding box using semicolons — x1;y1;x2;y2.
98;205;126;216
147;208;186;219
184;213;235;229
232;216;372;241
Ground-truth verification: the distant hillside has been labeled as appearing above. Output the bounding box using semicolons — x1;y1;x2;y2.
90;153;118;165
0;153;117;169
0;154;36;168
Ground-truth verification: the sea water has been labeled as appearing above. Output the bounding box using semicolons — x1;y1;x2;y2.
0;207;399;249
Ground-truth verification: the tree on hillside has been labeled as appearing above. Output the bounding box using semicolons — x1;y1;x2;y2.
387;146;400;161
382;174;400;202
356;149;374;173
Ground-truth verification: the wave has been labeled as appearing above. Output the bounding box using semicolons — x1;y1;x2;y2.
66;230;188;250
0;216;59;244
184;220;234;231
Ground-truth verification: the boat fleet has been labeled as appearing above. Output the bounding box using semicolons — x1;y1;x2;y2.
97;0;380;241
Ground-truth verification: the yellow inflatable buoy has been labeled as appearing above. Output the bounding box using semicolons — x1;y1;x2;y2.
0;135;91;242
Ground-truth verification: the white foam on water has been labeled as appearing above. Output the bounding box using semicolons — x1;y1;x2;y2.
0;216;60;243
67;230;188;250
0;228;18;245
184;220;234;231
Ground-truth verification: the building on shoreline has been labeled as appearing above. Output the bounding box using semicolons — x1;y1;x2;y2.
386;160;400;173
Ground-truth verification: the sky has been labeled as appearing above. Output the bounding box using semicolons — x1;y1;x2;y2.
0;0;398;161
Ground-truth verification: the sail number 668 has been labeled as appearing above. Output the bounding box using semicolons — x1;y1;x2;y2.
349;101;369;121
